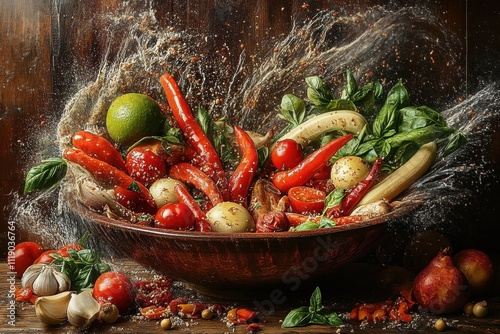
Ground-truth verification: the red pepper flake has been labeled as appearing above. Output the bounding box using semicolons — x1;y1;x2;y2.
134;276;174;308
15;286;37;304
140;305;166;320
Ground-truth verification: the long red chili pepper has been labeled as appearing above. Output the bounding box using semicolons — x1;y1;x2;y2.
71;130;127;172
160;73;230;200
63;148;157;214
272;134;353;193
174;184;212;232
284;212;364;227
229;125;258;207
326;157;383;218
169;162;224;206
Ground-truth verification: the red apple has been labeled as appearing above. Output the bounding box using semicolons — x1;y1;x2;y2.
453;249;495;295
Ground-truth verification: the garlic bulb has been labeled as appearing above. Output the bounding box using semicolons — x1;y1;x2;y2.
22;264;71;296
67;290;100;328
35;291;72;325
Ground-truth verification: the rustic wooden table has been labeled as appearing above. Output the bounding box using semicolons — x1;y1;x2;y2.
2;258;500;333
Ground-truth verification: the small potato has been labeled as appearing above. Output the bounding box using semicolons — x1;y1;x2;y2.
149;177;186;208
206;202;255;233
331;156;370;190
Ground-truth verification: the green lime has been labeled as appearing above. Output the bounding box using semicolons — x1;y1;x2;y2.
106;93;165;146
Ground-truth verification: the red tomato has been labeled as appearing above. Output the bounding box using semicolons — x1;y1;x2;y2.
271;139;303;170
33;249;57;264
126;147;167;187
57;243;85;257
288;186;326;214
155;203;195;230
92;271;136;313
13;242;44;277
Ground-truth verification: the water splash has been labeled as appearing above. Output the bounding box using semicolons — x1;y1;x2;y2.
10;4;499;254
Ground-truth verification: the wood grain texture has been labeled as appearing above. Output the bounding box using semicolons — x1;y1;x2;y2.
1;258;500;333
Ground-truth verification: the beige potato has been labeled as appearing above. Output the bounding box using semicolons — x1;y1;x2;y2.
206;202;255;233
149;177;186;208
331;156;371;190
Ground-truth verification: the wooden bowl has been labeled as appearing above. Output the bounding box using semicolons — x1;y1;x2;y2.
71;198;420;297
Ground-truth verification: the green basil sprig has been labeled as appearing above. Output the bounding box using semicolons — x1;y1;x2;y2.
51;248;110;293
281;287;343;328
24;157;67;195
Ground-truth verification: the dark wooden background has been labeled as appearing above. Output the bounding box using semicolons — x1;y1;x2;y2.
1;0;500;256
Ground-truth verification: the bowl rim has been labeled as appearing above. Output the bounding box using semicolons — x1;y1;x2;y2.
72;198;421;240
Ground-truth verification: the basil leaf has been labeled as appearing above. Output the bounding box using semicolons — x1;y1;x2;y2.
323;188;344;211
322;311;343;326
294;221;319;231
279;94;306;126
306;76;333;107
372;80;410;138
24;157;67;195
399;105;447;132
444;131;467;156
257;146;269;170
318;217;336;228
324;99;357;112
281;306;312;328
309;287;323;312
341;70;357;99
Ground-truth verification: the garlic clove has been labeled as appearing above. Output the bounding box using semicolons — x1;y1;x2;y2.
67;290;100;328
35;291;72;325
53;270;71;293
32;266;59;296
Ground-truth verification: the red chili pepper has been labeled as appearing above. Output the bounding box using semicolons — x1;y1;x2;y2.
327;157;383;218
174;184;212;232
160;73;230;200
284;212;321;227
169;162;224;206
71;131;127;172
63;148;157;214
229;125;258;207
272;134;353;193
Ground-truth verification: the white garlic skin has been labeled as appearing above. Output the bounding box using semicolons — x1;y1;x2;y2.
67;290;100;328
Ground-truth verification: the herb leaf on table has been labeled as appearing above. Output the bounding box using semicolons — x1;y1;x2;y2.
281;287;343;328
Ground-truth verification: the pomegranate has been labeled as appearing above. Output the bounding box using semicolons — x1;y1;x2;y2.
412;248;470;314
453;249;495;295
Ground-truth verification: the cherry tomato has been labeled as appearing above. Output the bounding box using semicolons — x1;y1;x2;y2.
271;139;303;170
155;203;195;230
57;243;85;257
126;147;167;187
13;242;44;277
92;271;136;313
33;249;57;264
288;186;326;214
